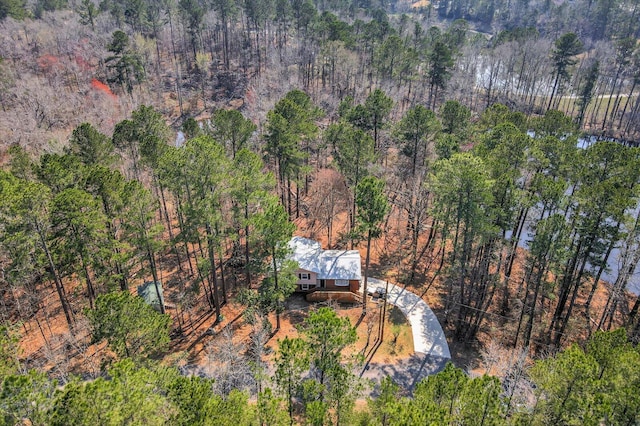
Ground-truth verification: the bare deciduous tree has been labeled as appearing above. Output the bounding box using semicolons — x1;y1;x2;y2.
207;326;254;397
306;169;349;248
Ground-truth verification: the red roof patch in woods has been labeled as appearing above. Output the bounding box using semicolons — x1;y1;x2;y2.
91;79;117;100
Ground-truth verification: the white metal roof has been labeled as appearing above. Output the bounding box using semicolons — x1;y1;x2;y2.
288;236;362;281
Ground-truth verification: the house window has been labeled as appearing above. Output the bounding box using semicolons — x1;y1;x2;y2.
335;279;349;287
301;283;316;291
299;273;310;280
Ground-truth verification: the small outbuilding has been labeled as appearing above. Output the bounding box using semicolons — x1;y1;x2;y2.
137;281;165;312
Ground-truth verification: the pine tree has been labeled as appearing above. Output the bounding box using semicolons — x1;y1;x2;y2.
86;291;171;359
355;176;389;314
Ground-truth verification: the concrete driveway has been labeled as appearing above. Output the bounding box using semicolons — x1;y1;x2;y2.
366;277;450;359
361;277;451;392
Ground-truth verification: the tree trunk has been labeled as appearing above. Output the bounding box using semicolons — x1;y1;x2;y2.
245;199;251;286
602;67;623;131
176;197;195;276
272;249;281;331
81;255;96;310
215;223;227;305
206;224;221;320
159;183;183;272
35;220;73;328
362;232;372;315
618;78;638;130
147;244;166;314
547;72;560;112
584;228;618;330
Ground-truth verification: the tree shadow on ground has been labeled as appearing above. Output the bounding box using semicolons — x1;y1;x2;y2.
361;354;449;397
389;305;408;326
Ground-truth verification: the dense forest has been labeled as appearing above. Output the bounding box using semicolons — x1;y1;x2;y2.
0;0;639;150
1;0;640;424
1;323;639;424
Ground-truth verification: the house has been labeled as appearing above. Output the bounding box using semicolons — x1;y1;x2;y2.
288;237;361;297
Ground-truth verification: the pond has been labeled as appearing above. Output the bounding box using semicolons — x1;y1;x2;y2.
512;135;640;295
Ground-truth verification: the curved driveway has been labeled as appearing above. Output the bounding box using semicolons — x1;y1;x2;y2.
361;277;451;391
366;277;450;358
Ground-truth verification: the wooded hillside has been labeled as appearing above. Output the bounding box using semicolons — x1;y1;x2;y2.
0;0;639;154
1;0;640;424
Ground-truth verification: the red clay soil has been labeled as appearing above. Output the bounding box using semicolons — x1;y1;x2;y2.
11;167;627;377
